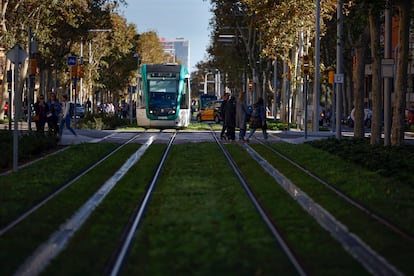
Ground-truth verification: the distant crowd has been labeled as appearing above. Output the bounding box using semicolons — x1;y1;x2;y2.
32;92;77;138
219;92;268;143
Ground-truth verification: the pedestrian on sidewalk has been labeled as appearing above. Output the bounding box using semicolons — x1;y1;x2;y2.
33;94;49;134
246;97;268;141
236;92;249;141
224;94;236;142
59;94;77;137
47;92;61;137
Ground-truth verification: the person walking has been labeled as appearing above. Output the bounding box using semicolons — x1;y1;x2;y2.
236;92;249;141
220;93;230;140
47;92;61;137
59;94;77;137
33;94;50;134
224;94;236;142
246;97;268;142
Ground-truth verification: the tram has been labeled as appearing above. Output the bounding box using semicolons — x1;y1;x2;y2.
136;63;191;128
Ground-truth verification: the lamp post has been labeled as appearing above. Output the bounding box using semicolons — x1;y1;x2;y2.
336;0;343;140
28;27;38;131
204;71;212;94
313;0;321;132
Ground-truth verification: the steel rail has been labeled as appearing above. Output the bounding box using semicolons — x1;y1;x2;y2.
243;141;402;275
110;131;177;276
256;138;414;243
0;132;143;237
14;133;156;276
211;126;307;276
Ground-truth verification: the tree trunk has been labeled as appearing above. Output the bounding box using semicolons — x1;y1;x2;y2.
353;26;370;138
369;9;382;144
391;0;411;146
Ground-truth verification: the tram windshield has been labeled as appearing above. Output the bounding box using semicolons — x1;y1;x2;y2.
147;79;178;116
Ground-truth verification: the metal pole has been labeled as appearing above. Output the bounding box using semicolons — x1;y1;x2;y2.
273;58;278;121
204;72;208;94
80;39;83;107
336;0;343;139
313;0;321;131
28;27;33;131
13;51;20;172
384;1;392;146
305;76;308;139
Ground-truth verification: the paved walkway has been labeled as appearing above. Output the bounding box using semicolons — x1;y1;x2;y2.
2;122;413;145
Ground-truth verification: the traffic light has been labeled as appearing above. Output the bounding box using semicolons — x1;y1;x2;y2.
71;65;78;79
248;80;253;91
78;65;85;78
302;55;310;76
29;58;37;75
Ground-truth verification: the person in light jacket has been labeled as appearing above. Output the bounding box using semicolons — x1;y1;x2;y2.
246;97;267;141
59;94;77;137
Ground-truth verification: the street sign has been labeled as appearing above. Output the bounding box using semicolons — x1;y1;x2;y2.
334;73;344;84
68;56;77;66
6;45;27;64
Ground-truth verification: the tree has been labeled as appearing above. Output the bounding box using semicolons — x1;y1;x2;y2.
0;0;125;119
368;1;384;145
136;31;165;65
99;13;138;101
392;0;412;146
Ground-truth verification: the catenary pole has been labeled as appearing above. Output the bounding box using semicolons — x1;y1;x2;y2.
313;0;321;131
384;1;392;146
336;0;343;139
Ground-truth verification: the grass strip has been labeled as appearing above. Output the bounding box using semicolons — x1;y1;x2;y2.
0;143;139;276
123;143;297;275
226;144;366;275
270;142;414;232
41;144;166;275
253;143;414;274
0;143;118;227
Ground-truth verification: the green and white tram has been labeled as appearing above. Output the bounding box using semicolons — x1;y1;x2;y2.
136;63;191;128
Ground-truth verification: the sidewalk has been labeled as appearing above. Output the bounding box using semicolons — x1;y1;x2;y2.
269;129;335;144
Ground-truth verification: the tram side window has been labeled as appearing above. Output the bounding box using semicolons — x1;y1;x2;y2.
180;78;190;109
137;77;145;108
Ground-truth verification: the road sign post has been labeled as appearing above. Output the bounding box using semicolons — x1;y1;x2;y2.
7;44;28;172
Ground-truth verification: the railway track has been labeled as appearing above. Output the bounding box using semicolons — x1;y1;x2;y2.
241;136;406;275
210;127;307;276
0;132;144;237
103;129;306;275
109;131;177;275
10;132;158;276
1;129;411;275
255;137;414;243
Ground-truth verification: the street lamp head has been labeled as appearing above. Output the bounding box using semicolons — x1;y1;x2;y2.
88;29;112;32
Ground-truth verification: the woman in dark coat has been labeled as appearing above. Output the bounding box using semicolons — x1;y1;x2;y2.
224;95;236;141
33;94;49;134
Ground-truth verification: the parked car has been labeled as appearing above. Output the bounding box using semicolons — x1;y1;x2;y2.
70;103;85;118
346;108;372;128
197;100;223;123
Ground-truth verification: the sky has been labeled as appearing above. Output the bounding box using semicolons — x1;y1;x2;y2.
119;0;213;72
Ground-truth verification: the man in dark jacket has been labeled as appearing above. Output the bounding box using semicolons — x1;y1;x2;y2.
224;95;236;141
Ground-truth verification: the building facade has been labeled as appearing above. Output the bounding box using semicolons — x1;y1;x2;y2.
160;38;190;71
